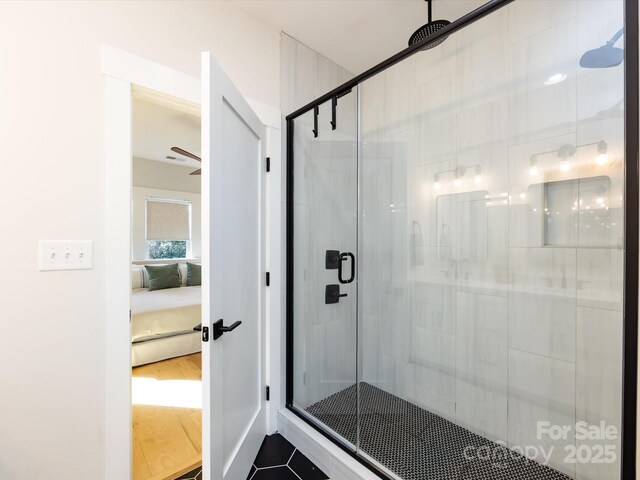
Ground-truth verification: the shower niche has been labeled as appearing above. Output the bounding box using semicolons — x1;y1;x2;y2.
286;1;630;479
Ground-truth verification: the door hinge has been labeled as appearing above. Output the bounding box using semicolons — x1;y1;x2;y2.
129;310;131;322
266;271;270;286
266;156;271;172
266;385;270;401
202;326;209;342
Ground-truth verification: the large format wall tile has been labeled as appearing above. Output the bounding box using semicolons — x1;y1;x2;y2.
455;292;508;441
576;307;622;480
508;247;577;362
576;248;623;311
508;349;576;478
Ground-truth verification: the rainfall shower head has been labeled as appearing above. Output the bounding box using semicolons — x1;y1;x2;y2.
580;28;624;69
408;0;451;50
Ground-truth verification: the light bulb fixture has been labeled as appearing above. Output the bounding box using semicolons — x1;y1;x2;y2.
557;144;576;172
596;141;609;166
529;140;609;175
453;165;466;187
544;73;567;85
528;155;539;176
473;165;482;185
433;172;442;191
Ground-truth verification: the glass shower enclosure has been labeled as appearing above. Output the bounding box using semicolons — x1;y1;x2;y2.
286;1;637;479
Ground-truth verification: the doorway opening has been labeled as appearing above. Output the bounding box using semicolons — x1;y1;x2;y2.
130;91;203;480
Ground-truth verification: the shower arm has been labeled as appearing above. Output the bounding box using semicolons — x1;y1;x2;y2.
608;28;624;46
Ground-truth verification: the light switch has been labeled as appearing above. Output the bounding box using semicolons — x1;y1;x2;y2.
39;240;94;271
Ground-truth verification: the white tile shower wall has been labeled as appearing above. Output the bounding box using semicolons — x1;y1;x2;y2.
358;1;625;479
455;292;508;442
280;33;354;117
575;307;623;480
283;33;358;412
508;349;576;478
508;247;577;362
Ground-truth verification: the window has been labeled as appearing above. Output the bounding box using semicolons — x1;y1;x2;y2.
145;198;191;259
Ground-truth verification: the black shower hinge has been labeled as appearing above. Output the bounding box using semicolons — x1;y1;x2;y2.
312;105;319;138
266;156;271;172
266;271;270;286
266;385;270;401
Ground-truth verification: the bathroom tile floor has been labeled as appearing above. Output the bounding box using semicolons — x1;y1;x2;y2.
176;433;329;480
249;433;329;480
306;382;571;480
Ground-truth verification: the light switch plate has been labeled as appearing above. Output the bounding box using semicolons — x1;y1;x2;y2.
39;240;94;271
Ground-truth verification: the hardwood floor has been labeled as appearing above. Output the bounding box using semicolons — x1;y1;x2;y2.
132;353;202;480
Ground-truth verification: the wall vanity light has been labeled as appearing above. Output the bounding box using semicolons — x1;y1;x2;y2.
432;164;483;191
528;155;539;176
596;141;610;166
527;140;610;175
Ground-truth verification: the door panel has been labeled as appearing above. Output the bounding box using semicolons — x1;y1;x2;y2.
289;91;359;446
201;52;266;480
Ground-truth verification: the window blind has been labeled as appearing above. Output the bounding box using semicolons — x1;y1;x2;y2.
146;199;191;241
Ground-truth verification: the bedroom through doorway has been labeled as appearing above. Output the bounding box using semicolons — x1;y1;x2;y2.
129;90;203;480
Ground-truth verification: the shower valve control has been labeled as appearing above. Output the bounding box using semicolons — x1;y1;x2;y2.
325;284;347;304
325;250;341;269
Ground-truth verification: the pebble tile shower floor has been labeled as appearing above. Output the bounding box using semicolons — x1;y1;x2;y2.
305;382;571;480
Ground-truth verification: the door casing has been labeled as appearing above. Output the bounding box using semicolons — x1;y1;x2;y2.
102;45;282;480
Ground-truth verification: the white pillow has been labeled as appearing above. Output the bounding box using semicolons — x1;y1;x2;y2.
131;266;145;289
178;263;188;287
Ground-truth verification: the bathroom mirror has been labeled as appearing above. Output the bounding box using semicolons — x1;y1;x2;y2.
435;190;489;263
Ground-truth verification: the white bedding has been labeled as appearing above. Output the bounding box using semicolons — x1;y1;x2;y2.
131;286;202;343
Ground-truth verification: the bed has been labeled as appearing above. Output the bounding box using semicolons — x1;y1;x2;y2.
131;263;202;367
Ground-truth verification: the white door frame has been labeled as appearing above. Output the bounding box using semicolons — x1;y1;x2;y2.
102;45;282;480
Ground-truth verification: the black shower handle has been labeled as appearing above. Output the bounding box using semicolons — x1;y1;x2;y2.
338;252;355;284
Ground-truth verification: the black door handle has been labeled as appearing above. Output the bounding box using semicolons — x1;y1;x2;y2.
338;252;355;284
213;319;242;340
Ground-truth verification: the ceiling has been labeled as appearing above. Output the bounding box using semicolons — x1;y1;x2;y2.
130;0;488;166
132;96;201;168
235;0;487;74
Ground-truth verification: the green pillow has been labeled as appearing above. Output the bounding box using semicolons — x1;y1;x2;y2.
187;262;202;286
144;264;181;291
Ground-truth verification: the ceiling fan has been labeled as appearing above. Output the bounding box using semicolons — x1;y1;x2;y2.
171;146;201;175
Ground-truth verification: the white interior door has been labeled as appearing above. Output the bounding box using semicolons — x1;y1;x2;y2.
201;52;266;480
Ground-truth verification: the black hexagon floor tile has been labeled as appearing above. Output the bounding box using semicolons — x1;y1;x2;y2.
177;433;329;480
254;433;295;468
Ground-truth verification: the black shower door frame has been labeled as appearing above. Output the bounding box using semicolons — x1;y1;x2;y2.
284;1;639;479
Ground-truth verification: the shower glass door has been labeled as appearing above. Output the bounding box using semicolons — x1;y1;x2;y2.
288;1;629;479
290;90;359;448
356;1;625;479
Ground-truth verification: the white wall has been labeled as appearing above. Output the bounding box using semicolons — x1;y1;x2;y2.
133;157;201;194
0;2;280;479
131;186;202;261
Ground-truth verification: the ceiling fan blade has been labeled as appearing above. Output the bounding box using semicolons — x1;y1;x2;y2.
190;169;201;176
171;146;201;162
